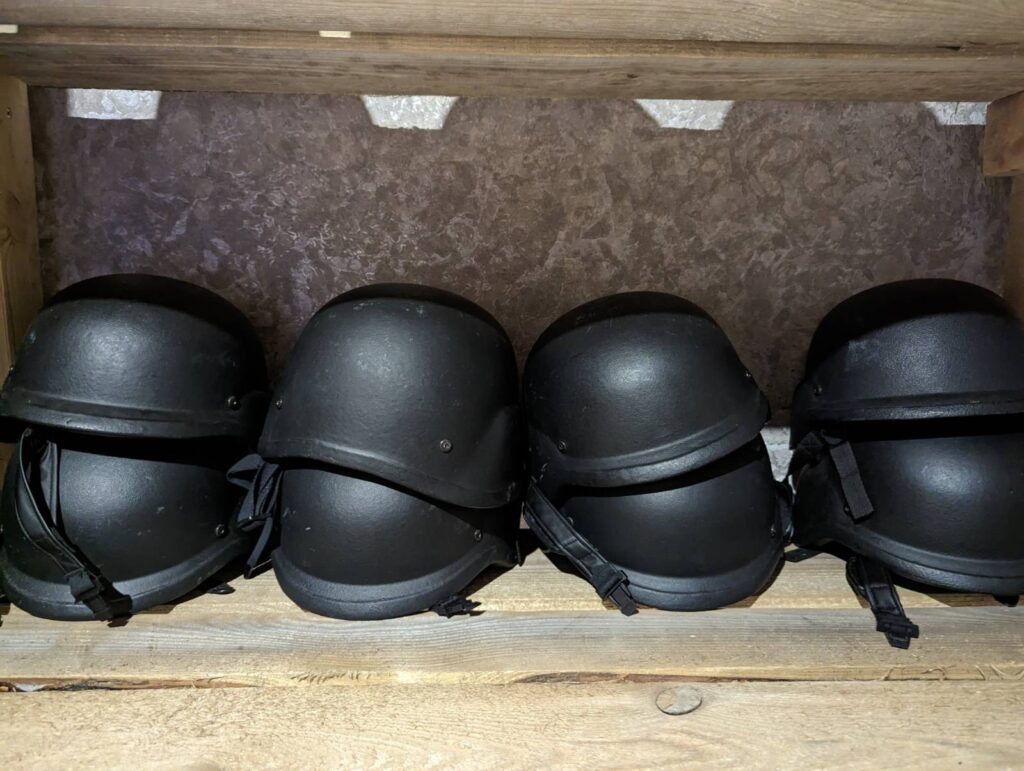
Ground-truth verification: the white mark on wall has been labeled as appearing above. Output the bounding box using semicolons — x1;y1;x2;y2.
0;24;19;34
66;89;162;120
921;102;988;126
635;100;736;130
762;427;791;482
360;96;459;130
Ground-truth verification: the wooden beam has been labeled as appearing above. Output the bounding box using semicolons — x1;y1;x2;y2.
984;91;1024;177
4;682;1024;766
0;77;41;380
3;0;1024;47
1;28;1024;100
1005;178;1024;315
1;553;1021;690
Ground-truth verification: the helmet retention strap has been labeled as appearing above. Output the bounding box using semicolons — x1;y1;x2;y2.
227;454;282;577
791;432;874;521
12;429;132;621
846;555;920;649
523;481;638;616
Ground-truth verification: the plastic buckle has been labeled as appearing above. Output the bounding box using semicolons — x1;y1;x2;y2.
875;614;920;649
594;571;638;616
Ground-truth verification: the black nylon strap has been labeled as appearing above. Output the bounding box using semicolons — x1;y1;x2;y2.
846;556;919;649
524;482;637;616
227;454;282;578
12;429;132;621
792;432;874;521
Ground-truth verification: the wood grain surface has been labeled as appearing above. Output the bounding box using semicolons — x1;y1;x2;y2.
2;552;1022;690
1;28;1023;100
2;0;1024;47
4;681;1023;769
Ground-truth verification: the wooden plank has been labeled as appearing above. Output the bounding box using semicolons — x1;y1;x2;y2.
0;77;41;377
1005;178;1024;316
1;28;1024;101
4;682;1024;768
2;553;1021;689
984;91;1024;177
3;1;1024;47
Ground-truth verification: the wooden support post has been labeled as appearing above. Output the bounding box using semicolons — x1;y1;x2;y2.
1007;178;1024;314
0;76;43;460
984;91;1024;315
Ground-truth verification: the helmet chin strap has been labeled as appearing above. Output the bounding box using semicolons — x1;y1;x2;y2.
523;481;638;616
13;428;132;622
846;555;920;649
227;453;282;578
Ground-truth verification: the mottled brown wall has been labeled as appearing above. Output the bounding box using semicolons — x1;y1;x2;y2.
29;90;1010;421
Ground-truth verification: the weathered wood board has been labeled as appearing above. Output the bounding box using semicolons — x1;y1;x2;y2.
3;0;1024;46
1;28;1023;100
4;681;1023;769
2;552;1022;691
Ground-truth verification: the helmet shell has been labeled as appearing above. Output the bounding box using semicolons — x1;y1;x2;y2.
271;465;519;620
0;434;250;620
260;284;521;509
561;437;786;609
792;280;1024;444
0;274;268;441
524;292;769;489
791;424;1024;594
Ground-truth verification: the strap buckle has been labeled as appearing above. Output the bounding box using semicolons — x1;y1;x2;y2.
873;613;921;649
430;595;481;618
592;567;638;616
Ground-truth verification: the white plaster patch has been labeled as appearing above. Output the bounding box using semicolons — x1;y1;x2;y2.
921;101;988;126
635;100;735;130
66;89;161;120
761;427;792;482
360;96;459;130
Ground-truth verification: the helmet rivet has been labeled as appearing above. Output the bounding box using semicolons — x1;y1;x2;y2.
473;529;483;541
274;398;284;409
214;524;228;537
226;395;240;410
744;371;753;380
656;685;703;716
439;439;453;453
557;440;568;453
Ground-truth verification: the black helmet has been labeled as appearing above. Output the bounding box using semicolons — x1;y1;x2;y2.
0;274;267;621
0;274;267;441
0;429;250;620
790;279;1024;648
232;284;521;620
523;292;788;613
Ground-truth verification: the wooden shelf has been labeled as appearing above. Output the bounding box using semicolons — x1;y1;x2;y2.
2;549;1022;765
1;0;1024;100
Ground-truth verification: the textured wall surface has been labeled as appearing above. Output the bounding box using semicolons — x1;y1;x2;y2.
30;89;1010;421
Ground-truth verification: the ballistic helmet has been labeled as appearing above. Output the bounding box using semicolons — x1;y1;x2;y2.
0;274;267;620
0;274;267;441
523;292;788;613
790;279;1024;648
233;284;522;620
